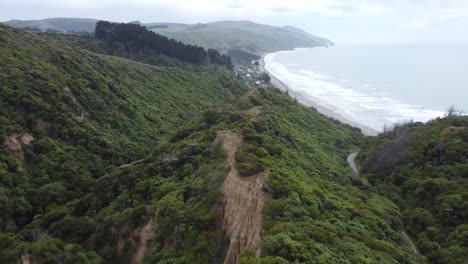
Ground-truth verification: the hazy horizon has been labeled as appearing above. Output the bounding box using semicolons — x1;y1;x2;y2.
1;0;468;44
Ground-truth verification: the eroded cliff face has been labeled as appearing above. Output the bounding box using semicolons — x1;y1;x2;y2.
215;131;267;264
132;218;157;264
4;132;34;154
17;254;31;264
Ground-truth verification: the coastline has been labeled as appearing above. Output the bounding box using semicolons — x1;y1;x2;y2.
260;53;379;136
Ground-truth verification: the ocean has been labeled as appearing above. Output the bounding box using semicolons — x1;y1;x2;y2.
264;44;468;133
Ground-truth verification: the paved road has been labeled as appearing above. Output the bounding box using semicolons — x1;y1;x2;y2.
402;231;419;254
346;152;419;255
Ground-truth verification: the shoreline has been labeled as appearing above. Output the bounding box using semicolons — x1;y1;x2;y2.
260;53;379;136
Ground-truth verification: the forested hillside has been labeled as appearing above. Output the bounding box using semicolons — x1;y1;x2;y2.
3;18;98;33
358;116;468;264
94;21;233;68
37;21;234;70
0;24;246;262
0;23;443;264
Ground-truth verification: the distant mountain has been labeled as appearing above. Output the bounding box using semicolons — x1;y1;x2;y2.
4;18;333;56
3;17;98;33
149;20;333;55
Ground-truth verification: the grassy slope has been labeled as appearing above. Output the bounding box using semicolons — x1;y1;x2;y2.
4;18;99;32
152;21;332;55
0;24;246;262
358;117;468;264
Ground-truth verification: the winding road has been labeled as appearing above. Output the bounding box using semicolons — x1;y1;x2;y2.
347;152;419;255
347;152;358;174
402;231;419;254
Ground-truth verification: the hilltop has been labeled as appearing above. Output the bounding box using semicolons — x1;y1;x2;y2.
3;17;98;33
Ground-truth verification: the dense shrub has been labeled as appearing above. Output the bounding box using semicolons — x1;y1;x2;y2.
359;115;468;263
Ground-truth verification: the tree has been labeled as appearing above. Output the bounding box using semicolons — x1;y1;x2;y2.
260;72;271;83
405;208;434;234
446;105;464;117
94;21;234;69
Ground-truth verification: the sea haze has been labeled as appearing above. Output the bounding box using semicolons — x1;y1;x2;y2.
264;43;468;132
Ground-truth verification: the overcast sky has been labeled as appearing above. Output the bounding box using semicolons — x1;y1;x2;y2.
1;0;468;44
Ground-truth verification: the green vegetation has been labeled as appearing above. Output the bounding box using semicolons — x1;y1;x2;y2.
220;89;422;263
151;21;333;56
94;21;233;68
0;24;246;262
1;22;454;264
2;78;425;262
39;32;186;68
4;18;99;33
358;116;468;264
4;18;333;59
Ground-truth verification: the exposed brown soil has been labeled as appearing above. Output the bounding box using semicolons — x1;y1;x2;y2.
132;218;157;264
4;132;34;153
215;131;267;264
88;218;156;264
36;118;51;135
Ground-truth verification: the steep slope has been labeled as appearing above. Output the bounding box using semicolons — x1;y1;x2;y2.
215;131;267;264
0;24;246;262
1;85;427;263
358;116;468;264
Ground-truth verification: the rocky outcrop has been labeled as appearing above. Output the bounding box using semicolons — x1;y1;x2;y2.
4;132;34;169
215;131;267;264
17;254;31;264
4;132;34;153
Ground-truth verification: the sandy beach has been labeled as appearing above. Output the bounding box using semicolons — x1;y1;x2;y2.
260;54;379;136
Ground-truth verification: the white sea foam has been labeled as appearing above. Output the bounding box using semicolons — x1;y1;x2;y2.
264;52;445;132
